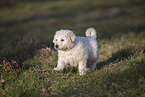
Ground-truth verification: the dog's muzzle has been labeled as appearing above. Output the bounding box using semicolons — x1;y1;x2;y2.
55;44;59;49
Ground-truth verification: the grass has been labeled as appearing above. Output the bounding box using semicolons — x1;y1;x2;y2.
0;0;145;96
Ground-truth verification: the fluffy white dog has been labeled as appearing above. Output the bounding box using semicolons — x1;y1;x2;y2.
53;28;99;75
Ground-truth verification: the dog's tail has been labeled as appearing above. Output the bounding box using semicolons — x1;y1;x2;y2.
85;28;97;37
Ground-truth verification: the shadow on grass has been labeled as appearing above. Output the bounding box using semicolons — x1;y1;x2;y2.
97;47;136;70
1;37;51;70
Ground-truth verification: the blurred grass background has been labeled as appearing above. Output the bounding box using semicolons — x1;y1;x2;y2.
0;0;145;59
0;0;145;96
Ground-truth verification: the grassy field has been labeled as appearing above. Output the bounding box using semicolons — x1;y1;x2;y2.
0;0;145;96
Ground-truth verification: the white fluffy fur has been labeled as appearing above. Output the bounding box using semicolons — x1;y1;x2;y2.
53;28;99;75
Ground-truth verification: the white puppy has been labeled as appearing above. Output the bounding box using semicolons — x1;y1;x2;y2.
53;28;99;75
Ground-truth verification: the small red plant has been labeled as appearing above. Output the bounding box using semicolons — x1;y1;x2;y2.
0;57;22;71
0;57;14;71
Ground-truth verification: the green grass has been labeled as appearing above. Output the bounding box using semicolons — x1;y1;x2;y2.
0;0;145;96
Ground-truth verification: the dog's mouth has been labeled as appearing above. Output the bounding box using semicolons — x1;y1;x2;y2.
55;44;59;49
54;44;63;50
54;44;68;51
54;45;60;50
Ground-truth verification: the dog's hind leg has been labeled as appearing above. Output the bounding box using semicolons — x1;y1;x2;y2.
90;62;97;70
90;56;99;70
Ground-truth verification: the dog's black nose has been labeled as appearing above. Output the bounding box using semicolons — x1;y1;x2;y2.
55;45;58;48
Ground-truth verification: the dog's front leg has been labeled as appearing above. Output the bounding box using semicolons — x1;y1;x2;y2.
54;59;66;71
78;60;87;75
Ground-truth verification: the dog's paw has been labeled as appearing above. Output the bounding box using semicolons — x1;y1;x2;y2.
79;71;86;76
54;68;63;71
54;68;58;71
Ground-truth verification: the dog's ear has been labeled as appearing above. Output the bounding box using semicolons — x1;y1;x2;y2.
53;38;55;43
67;31;76;43
53;35;56;43
53;31;59;43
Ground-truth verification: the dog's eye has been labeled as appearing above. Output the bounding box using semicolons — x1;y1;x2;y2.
61;39;64;42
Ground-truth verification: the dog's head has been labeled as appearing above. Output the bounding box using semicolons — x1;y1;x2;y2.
53;30;76;50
